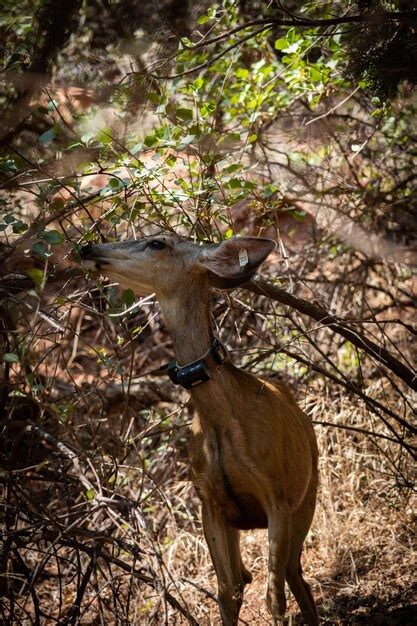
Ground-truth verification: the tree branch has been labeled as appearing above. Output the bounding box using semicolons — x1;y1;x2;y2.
246;277;417;392
0;0;82;146
143;9;417;80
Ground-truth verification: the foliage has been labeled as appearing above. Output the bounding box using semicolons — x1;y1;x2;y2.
348;0;417;99
0;0;416;624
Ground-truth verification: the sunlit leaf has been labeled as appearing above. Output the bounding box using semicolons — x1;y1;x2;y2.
26;267;45;287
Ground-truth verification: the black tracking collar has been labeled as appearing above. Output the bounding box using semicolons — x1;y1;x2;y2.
166;338;227;390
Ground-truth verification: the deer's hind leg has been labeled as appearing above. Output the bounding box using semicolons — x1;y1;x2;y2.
285;491;319;625
202;503;249;626
266;503;291;625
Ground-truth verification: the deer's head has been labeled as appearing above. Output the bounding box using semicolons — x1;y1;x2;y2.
79;234;275;298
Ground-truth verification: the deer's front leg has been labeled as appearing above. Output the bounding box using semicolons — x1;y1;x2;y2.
266;503;291;625
202;502;245;626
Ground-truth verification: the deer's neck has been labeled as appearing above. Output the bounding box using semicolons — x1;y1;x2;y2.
158;282;213;366
159;283;244;428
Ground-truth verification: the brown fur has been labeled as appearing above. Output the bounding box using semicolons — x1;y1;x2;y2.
79;234;320;625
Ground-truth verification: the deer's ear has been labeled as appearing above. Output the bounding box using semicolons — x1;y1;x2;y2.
199;237;276;289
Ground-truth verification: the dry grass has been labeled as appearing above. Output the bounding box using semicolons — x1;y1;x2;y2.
2;346;415;624
1;180;415;626
2;3;416;622
132;393;416;625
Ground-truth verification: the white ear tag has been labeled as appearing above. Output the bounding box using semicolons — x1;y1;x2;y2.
239;248;249;267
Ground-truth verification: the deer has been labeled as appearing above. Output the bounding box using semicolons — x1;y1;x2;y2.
79;234;319;626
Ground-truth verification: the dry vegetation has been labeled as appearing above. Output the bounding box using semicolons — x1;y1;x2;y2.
1;228;415;624
1;1;416;624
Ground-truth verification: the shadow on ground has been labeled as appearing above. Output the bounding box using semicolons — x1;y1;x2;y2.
351;604;417;625
320;596;416;625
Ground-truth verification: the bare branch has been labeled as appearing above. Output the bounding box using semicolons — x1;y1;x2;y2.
246;277;417;392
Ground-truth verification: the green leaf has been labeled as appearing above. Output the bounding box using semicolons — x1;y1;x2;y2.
97;128;112;145
201;102;215;115
248;134;257;143
43;229;64;244
85;488;95;501
32;242;52;258
227;132;241;141
236;68;249;79
274;38;289;50
38;128;56;144
144;134;157;147
166;155;177;166
3;353;19;363
148;91;160;104
197;14;210;24
176;107;193;121
224;163;241;174
99;186;113;198
309;67;322;83
178;134;195;147
291;210;307;221
197;9;216;25
310;94;322;108
131;142;143;154
0;158;17;173
108;177;123;189
284;42;300;54
12;220;28;234
228;178;243;189
122;289;135;307
81;131;94;143
26;268;45;287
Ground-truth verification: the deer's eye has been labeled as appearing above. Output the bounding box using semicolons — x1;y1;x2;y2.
148;239;166;250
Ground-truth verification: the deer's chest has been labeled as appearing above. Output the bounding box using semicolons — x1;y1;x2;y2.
189;418;269;529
